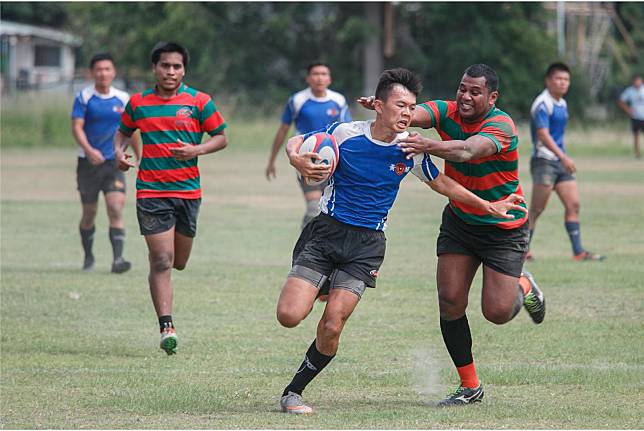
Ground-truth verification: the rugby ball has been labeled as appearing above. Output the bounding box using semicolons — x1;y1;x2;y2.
298;132;339;186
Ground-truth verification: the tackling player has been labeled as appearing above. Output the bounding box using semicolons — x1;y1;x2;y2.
277;68;527;414
71;53;139;273
360;63;547;406
265;63;352;229
114;42;228;355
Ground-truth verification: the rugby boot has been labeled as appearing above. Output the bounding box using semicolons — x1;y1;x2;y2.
574;250;605;262
280;391;314;414
111;257;132;274
437;385;484;407
160;327;178;355
521;270;546;324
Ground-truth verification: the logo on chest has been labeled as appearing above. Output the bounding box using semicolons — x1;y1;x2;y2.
175;106;194;127
326;107;339;117
389;162;410;176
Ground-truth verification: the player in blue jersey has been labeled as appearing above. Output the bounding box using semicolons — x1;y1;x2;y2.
527;62;604;262
617;73;644;159
265;63;352;229
71;53;140;273
275;68;527;414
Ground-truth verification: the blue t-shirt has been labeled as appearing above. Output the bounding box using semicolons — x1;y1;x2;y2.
71;86;129;160
620;85;644;120
530;89;568;161
305;121;440;231
282;88;352;134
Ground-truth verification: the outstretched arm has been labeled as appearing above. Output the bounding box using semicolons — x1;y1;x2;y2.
398;132;498;162
427;174;527;220
356;96;433;128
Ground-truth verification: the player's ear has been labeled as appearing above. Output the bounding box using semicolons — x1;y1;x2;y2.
374;99;384;115
488;91;499;106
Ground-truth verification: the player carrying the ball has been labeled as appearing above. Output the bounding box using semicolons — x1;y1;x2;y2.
277;68;527;414
114;42;228;355
359;63;547;407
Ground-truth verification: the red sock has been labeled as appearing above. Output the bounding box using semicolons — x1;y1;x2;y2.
519;275;531;296
456;362;480;389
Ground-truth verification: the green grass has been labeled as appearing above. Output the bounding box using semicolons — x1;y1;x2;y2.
1;118;643;429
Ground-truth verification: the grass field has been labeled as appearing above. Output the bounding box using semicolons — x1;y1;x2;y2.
1;117;643;429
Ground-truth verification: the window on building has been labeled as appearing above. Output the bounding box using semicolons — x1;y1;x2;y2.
34;45;61;67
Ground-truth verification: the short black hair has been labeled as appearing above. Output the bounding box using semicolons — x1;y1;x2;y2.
546;62;571;77
150;41;189;68
89;53;114;69
374;68;422;101
464;64;499;92
307;62;331;74
633;73;642;81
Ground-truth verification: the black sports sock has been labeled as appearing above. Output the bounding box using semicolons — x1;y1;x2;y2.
440;315;473;367
80;226;95;259
159;315;174;333
109;227;125;260
283;340;335;396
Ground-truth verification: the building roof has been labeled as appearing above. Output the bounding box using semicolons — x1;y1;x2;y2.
0;20;82;46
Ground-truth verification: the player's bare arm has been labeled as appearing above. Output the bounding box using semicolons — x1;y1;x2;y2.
170;133;228;161
114;130;136;171
398;132;498;162
427;174;527;220
357;96;433;128
535;128;576;173
285;135;331;181
71;118;105;166
616;99;633;117
266;123;291;180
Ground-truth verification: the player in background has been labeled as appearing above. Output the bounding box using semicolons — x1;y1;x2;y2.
617;73;644;159
277;68;527;414
527;63;604;262
71;53;139;273
359;63;546;406
114;42;228;355
265;63;352;229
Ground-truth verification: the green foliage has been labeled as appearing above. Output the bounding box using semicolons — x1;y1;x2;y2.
0;2;67;27
394;3;561;119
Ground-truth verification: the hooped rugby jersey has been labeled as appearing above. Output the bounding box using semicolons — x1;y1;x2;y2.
119;83;227;199
530;89;569;161
419;100;526;229
71;86;129;160
282;88;352;134
304;121;440;231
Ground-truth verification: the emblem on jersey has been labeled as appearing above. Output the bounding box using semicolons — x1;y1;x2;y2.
176;106;194;118
369;269;379;278
326;107;339;117
390;162;410;176
113;106;125;114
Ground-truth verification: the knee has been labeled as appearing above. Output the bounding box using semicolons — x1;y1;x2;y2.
438;290;467;318
106;204;123;221
320;317;343;341
276;306;303;328
482;307;512;325
565;201;580;216
149;252;173;273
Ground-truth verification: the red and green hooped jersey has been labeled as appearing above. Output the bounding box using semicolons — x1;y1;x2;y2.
119;83;227;199
419;100;526;229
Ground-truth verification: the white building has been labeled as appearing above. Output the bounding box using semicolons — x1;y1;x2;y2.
0;20;82;93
